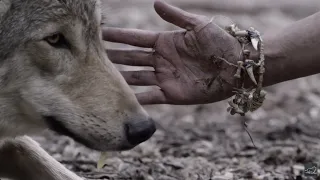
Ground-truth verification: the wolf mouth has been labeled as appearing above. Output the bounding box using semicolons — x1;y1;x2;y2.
43;115;94;148
43;115;135;151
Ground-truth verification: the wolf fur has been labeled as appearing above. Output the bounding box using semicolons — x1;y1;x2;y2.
0;0;154;179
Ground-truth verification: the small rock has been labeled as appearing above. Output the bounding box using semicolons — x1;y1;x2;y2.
224;172;234;179
181;115;195;124
292;164;304;176
164;161;184;170
146;175;154;180
212;176;231;180
237;149;257;157
232;157;238;164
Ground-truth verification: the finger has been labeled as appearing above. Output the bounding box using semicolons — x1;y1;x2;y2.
102;27;159;48
121;71;158;86
154;0;202;30
136;90;168;105
106;49;154;67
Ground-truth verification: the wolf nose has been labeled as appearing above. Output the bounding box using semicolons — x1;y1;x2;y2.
125;117;156;145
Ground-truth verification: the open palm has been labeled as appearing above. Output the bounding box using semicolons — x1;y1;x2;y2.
104;0;243;105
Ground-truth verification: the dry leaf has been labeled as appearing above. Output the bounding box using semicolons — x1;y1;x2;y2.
97;152;109;169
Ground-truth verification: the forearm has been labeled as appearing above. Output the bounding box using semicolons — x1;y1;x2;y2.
253;11;320;87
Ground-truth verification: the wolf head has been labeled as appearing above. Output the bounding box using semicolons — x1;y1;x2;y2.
0;0;156;151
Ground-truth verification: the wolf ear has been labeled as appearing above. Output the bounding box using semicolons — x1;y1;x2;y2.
0;0;11;19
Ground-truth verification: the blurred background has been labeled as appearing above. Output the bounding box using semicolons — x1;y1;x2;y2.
34;0;320;179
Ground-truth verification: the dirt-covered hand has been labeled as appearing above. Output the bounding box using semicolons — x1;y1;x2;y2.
103;0;243;105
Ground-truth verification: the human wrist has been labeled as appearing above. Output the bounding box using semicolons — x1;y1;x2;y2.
244;32;286;88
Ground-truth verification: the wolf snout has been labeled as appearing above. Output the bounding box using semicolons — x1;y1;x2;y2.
125;117;156;146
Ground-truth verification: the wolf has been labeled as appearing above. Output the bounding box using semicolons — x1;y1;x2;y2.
0;0;156;179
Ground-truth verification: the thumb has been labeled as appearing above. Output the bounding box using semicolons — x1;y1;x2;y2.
154;0;202;30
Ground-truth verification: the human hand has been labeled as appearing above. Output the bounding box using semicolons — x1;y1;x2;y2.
103;0;243;105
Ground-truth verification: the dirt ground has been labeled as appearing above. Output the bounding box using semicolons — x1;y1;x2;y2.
33;0;320;179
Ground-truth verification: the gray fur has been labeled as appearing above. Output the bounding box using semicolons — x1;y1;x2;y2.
0;0;151;179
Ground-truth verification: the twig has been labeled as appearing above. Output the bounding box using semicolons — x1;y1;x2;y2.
243;122;257;148
215;56;238;67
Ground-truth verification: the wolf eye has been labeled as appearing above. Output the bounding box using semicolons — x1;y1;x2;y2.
44;33;69;48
